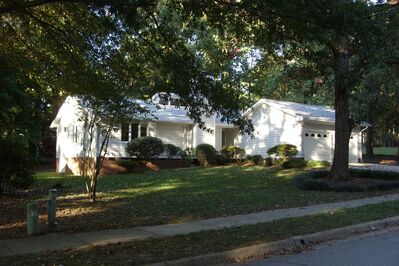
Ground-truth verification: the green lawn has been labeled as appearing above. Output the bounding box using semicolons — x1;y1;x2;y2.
5;200;399;265
362;147;398;156
373;147;398;156
1;165;398;239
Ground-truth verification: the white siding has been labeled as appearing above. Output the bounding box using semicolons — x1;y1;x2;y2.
193;116;216;148
236;103;302;157
155;122;186;149
214;127;223;151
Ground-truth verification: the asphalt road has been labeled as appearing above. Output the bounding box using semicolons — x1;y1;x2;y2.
237;228;399;266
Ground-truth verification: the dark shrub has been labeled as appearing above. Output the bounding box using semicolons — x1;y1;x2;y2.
116;159;142;169
216;153;228;165
164;144;182;158
264;157;273;166
245;155;264;165
267;144;298;159
196;144;217;166
178;147;195;163
126;137;164;161
0;135;35;192
294;169;399;192
278;159;307;169
220;146;245;159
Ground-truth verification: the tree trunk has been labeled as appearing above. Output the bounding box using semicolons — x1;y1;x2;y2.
365;103;374;159
329;37;351;180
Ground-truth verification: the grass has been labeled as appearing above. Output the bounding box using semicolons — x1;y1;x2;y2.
1;165;399;239
373;147;398;156
4;200;399;266
362;147;398;156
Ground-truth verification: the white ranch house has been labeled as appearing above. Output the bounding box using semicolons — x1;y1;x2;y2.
50;96;362;174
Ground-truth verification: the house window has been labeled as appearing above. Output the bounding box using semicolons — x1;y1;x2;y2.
140;125;147;137
121;123;129;141
131;123;139;139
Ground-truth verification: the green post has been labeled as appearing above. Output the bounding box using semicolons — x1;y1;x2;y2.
27;202;40;235
47;189;57;231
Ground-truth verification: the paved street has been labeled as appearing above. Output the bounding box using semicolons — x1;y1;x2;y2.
238;228;399;266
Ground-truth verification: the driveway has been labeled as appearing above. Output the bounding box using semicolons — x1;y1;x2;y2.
350;163;399;172
236;227;399;266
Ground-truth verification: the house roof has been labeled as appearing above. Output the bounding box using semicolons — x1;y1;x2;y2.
247;98;336;123
50;96;231;128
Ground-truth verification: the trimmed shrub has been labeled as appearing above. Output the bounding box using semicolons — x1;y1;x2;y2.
267;144;298;159
126;137;164;161
115;159;142;170
216;153;228;165
164;144;182;158
294;169;399;192
0;135;35;191
178;147;195;163
245;155;264;165
279;159;307;169
220;146;245;159
264;157;273;166
196;144;217;166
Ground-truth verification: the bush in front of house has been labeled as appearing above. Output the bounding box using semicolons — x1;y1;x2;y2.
126;136;164;162
220;146;245;159
264;157;273;166
177;147;195;163
196;144;217;166
115;159;142;170
0;135;35;192
267;144;298;160
245;155;264;165
216;153;228;165
164;144;182;158
277;159;307;169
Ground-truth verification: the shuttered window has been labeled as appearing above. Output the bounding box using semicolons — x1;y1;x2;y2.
121;123;129;141
131;123;139;139
140;125;147;137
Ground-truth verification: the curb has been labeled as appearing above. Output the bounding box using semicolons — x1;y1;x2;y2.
147;215;399;266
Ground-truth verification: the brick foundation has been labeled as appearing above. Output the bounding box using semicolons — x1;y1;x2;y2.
56;157;190;175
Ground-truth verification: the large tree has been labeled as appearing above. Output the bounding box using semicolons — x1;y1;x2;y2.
0;0;254;133
186;0;398;179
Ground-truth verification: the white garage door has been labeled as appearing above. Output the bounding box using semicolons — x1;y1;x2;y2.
303;131;333;162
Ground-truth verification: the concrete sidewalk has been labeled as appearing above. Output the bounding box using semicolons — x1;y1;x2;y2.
2;193;399;257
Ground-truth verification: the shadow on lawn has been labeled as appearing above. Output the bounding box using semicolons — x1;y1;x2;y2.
2;166;394;240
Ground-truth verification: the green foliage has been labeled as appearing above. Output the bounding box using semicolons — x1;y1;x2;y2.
220;145;245;159
245;155;264;165
306;160;331;169
115;159;141;170
278;159;307;169
267;144;298;159
126;137;165;161
164;144;182;158
195;144;217;166
0;135;35;191
216;153;228;165
294;169;399;192
264;157;273;166
178;147;195;162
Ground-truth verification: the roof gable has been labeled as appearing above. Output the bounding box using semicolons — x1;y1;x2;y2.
246;99;335;123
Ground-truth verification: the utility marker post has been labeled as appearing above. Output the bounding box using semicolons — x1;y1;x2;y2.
47;189;57;231
27;202;40;235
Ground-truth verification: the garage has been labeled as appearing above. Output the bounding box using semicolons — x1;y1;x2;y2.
303;130;333;162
